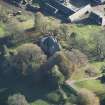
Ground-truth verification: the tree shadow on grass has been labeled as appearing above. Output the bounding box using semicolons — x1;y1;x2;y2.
0;75;56;103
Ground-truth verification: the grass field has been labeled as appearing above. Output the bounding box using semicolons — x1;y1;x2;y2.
70;24;101;40
0;23;5;37
75;80;105;95
16;19;34;30
91;62;105;71
70;68;85;80
90;62;105;73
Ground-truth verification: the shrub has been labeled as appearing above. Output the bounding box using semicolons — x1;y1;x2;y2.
67;94;78;105
46;91;61;103
50;65;65;86
34;12;60;33
7;93;29;105
31;100;49;105
78;88;100;105
101;65;105;74
92;30;105;61
64;49;88;67
11;43;47;76
100;65;105;83
64;102;75;105
84;65;98;77
100;93;105;105
0;5;9;23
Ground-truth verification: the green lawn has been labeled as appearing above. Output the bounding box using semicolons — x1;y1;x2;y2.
68;24;102;51
91;62;105;70
89;61;105;74
70;24;101;40
0;24;5;37
70;68;85;80
75;80;105;95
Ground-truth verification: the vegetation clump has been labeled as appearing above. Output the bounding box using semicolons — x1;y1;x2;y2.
11;43;47;76
7;93;29;105
78;88;100;105
0;1;105;105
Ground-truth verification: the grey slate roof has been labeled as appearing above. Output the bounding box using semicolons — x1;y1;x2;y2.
39;36;60;56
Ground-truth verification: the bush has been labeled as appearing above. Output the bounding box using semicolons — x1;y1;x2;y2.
11;43;47;76
64;49;88;67
84;65;98;77
92;30;105;61
31;100;49;105
7;93;29;105
101;65;105;74
0;5;9;23
100;94;105;105
50;65;65;86
46;91;62;103
100;65;105;83
66;94;78;105
78;88;100;105
64;102;75;105
34;12;60;33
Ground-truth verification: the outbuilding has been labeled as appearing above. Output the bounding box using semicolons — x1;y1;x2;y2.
69;4;92;22
39;35;61;56
91;4;105;25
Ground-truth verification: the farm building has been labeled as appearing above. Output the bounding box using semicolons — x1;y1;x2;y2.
91;4;105;25
39;35;60;56
40;0;76;16
69;4;92;22
69;4;105;26
89;12;105;25
4;0;105;25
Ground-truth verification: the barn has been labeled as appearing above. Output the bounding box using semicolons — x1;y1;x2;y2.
69;5;92;22
91;4;105;25
40;0;75;16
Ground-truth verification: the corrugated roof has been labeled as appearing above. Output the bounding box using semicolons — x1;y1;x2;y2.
69;4;92;22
